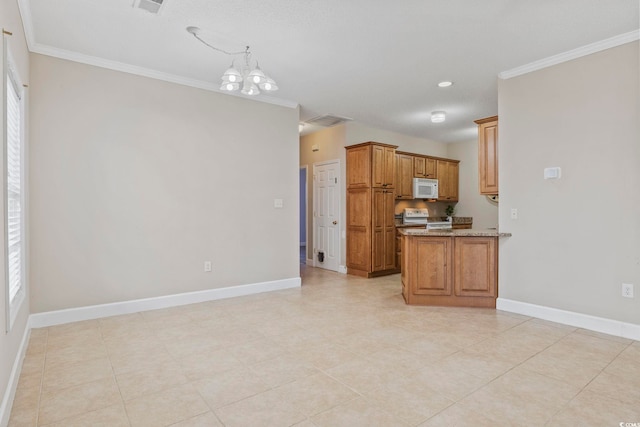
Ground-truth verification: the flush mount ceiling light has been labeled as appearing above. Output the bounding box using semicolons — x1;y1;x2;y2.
431;111;446;123
186;26;278;96
437;81;453;88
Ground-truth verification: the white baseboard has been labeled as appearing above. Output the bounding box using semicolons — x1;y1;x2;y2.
496;298;640;341
338;265;348;274
306;258;315;267
0;325;30;427
30;277;301;328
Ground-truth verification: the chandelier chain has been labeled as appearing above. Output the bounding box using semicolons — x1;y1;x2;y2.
190;32;249;57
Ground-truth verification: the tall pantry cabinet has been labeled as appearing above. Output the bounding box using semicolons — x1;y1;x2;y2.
346;142;398;277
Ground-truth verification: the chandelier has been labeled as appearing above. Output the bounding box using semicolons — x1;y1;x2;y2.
186;26;278;96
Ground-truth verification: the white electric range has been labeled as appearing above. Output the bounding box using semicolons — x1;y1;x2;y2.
402;208;452;230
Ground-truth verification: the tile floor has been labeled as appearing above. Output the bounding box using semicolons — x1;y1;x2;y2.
8;265;640;426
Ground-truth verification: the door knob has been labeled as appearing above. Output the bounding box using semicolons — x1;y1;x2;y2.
332;221;338;225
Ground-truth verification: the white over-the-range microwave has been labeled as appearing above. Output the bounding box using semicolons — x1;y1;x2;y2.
413;178;438;199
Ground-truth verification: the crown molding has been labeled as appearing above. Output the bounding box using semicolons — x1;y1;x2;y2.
16;0;35;50
499;29;640;79
31;43;299;109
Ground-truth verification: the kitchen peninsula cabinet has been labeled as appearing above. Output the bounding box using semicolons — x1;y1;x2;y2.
475;116;499;195
399;229;510;307
436;160;459;201
346;142;399;277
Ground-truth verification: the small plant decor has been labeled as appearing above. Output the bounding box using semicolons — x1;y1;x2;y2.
445;205;455;217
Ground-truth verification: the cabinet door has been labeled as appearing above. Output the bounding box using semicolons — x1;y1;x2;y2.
383;190;396;270
413;156;436;178
414;156;426;178
478;119;499;195
383;147;396;188
372;189;395;271
436;160;459;201
447;161;459;201
346;145;371;188
373;146;396;189
372;145;385;188
372;189;386;271
346;188;371;271
454;237;496;297
412;237;452;295
424;158;437;178
395;154;413;199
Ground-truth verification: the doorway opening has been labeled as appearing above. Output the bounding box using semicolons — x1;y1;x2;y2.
312;159;340;272
299;166;308;265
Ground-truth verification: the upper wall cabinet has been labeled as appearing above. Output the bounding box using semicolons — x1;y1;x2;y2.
347;142;397;189
436;159;459;202
371;144;396;188
395;153;414;199
475;116;499;195
414;156;436;178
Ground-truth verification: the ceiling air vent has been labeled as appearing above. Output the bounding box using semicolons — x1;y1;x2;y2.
305;114;352;128
133;0;165;14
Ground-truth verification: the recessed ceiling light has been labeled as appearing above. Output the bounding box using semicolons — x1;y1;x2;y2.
431;111;446;123
438;81;453;88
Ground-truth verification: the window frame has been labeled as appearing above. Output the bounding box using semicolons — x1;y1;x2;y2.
3;36;26;332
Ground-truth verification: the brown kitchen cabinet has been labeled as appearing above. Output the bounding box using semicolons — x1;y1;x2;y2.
395;153;414;199
454;237;497;298
371;144;396;189
401;232;498;307
346;142;399;277
396;224;424;272
475;116;499;195
436;159;459;202
414;156;436;178
401;234;453;304
372;189;396;272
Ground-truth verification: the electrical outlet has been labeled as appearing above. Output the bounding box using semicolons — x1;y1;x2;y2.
510;208;518;220
622;283;634;298
204;261;212;272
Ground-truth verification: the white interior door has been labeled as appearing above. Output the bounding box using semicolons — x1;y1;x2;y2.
314;160;340;272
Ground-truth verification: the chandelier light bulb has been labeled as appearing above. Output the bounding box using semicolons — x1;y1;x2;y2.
249;63;267;84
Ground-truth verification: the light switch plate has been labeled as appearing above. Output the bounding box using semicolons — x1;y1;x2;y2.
510;208;518;219
544;167;562;179
274;198;284;208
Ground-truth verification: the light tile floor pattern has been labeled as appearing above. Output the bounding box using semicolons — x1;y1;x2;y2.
8;265;640;426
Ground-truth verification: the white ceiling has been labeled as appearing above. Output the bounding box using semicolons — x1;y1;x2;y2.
19;0;639;143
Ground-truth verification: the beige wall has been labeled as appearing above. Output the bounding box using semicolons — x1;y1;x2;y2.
299;125;346;262
498;41;640;324
447;139;498;229
0;0;31;420
29;54;300;313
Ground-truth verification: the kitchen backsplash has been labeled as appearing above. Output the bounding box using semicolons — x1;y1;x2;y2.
394;200;454;217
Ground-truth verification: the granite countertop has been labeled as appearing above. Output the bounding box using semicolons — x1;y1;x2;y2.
398;228;511;238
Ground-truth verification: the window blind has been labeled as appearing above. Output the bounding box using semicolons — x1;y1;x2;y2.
6;71;22;303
